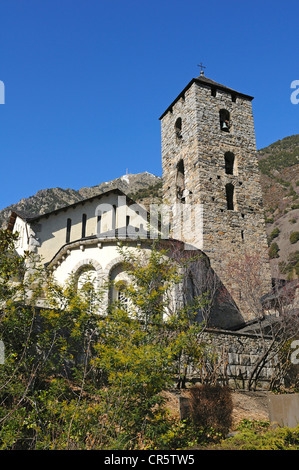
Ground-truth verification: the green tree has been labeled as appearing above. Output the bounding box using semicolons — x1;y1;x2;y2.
279;251;299;279
269;242;280;259
90;243;210;447
0;230;27;303
290;231;299;244
0;232;214;450
268;227;280;243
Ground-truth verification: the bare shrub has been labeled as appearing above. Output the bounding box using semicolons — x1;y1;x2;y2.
188;384;233;435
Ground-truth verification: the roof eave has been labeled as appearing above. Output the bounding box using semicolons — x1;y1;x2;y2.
159;78;196;120
159;77;254;120
7;211;29;231
25;188;141;223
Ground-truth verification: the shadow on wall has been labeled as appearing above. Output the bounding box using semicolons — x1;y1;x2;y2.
161;239;244;330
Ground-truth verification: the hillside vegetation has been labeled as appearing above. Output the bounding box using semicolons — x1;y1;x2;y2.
257;134;299;280
258;134;299;177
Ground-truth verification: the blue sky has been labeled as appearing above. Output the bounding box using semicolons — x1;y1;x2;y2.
0;0;298;211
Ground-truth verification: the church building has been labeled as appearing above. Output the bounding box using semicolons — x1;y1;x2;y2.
8;71;272;330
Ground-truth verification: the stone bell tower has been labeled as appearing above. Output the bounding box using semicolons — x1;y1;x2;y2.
159;70;272;320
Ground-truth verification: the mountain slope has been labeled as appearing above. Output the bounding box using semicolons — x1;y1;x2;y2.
0;172;162;228
257;134;299;280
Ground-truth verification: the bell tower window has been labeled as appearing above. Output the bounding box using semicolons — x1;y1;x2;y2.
225;183;235;210
175;117;182;140
219;109;230;132
176;159;185;202
224;152;235;175
211;86;216;97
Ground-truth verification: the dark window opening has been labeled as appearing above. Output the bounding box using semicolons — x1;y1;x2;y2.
66;218;72;243
231;94;236;103
211;86;216;97
241;230;244;241
224;151;235;175
225;183;235;210
126;215;130;227
112;205;117;230
219;109;230;132
176;159;185;202
82;214;87;238
97;215;102;234
175;117;182;140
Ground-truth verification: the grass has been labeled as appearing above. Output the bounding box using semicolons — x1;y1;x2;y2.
198;419;299;450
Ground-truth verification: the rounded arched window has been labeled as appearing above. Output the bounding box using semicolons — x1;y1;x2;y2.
176;159;185;202
76;265;98;312
109;263;132;311
77;266;97;291
219;109;230;132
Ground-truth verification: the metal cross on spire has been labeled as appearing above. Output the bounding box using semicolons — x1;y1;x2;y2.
197;62;206;75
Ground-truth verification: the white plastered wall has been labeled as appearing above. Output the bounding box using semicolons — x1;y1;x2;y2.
33;193;148;265
13;216;29;256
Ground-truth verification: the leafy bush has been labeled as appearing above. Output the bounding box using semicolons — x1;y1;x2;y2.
220;419;299;450
279;251;299;279
269;227;280;242
269;242;280;259
144;415;220;450
290;231;299;244
0;231;215;450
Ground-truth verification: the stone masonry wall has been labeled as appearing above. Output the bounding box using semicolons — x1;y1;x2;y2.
160;77;272;323
190;329;277;390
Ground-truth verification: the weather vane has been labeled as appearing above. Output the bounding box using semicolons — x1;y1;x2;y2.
197;62;206;75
